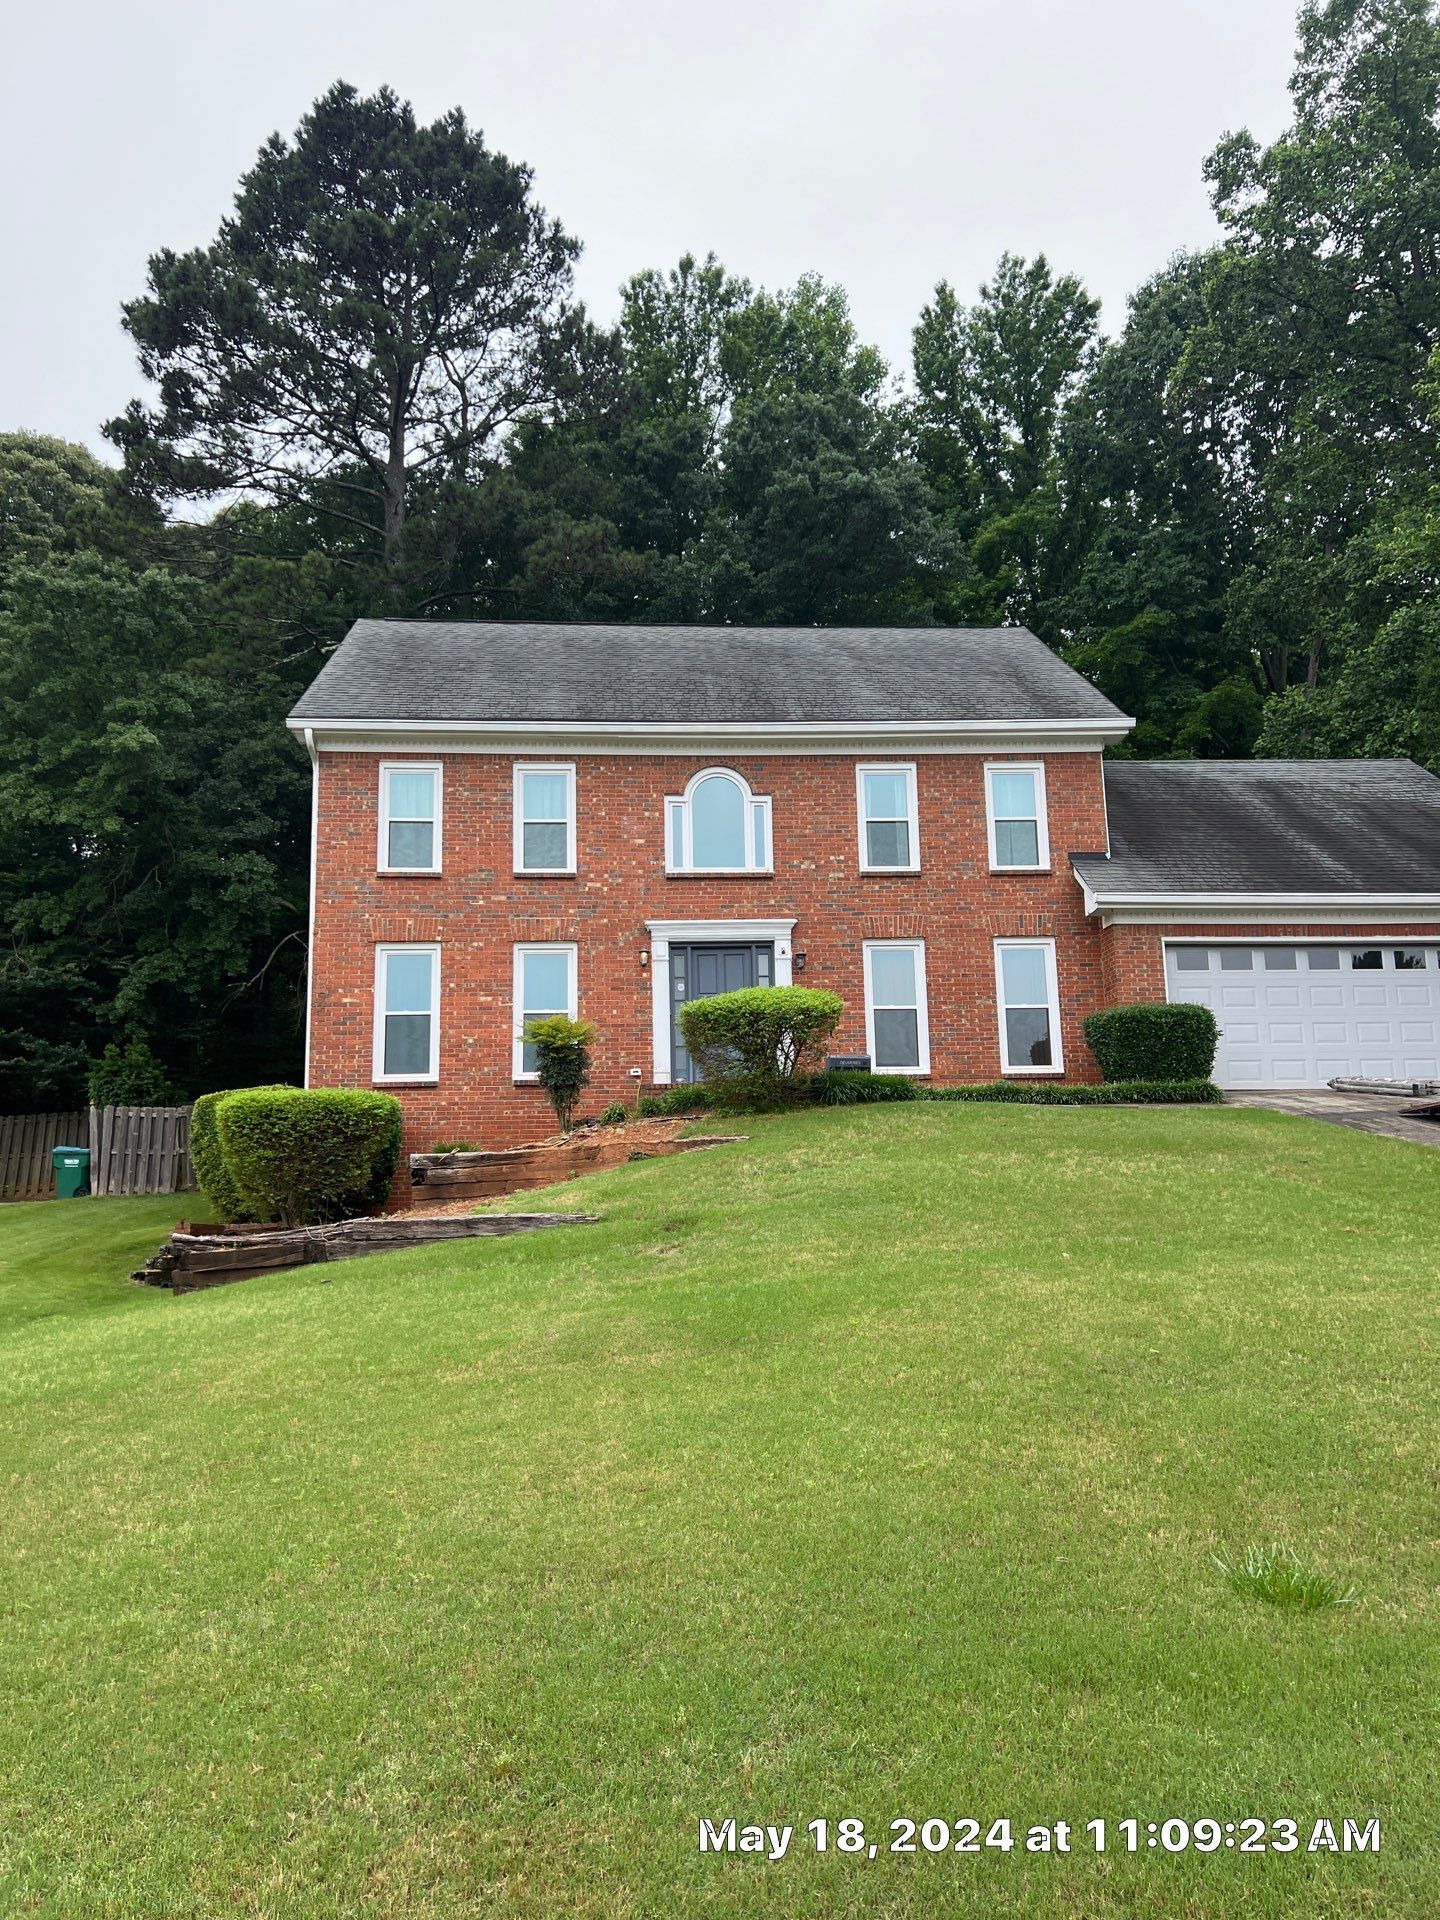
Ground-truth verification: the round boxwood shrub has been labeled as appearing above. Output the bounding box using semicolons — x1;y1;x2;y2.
1082;1002;1219;1083
190;1084;293;1222
214;1087;404;1226
678;986;842;1105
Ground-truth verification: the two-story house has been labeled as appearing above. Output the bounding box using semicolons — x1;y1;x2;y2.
288;620;1440;1157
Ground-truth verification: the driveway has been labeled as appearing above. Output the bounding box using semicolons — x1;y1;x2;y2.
1226;1089;1440;1148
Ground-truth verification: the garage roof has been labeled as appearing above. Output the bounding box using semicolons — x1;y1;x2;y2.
1074;759;1440;898
288;619;1129;727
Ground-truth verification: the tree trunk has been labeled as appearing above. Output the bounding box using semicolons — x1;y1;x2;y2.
383;386;407;559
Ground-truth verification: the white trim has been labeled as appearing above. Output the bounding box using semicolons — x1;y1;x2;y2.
372;944;440;1083
512;942;579;1082
302;727;318;1090
994;937;1064;1076
645;918;796;1084
1074;869;1440;927
985;761;1050;872
862;939;931;1076
664;766;772;874
377;760;443;875
512;761;577;875
856;762;920;872
1162;934;1440;947
291;715;1135;756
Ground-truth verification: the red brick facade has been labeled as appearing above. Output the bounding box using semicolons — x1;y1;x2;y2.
307;746;1114;1157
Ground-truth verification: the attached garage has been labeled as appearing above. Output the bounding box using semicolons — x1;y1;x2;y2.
1165;942;1440;1089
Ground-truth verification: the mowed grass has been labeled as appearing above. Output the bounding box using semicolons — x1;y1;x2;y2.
1;1105;1438;1919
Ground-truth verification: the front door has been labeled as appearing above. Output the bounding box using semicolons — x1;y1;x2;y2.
670;943;774;1083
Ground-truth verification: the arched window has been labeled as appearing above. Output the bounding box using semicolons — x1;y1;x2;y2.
666;768;772;872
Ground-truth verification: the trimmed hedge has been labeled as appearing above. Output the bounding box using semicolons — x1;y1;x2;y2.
678;986;842;1103
214;1087;404;1226
928;1079;1222;1106
1083;1002;1219;1083
190;1084;293;1222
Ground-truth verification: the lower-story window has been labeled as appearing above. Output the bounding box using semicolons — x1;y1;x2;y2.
373;944;439;1081
514;943;578;1080
994;938;1063;1074
863;940;930;1074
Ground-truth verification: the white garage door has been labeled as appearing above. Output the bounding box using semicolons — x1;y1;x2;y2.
1165;942;1440;1089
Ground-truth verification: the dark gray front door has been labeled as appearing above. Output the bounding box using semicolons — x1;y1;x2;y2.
670;943;774;1083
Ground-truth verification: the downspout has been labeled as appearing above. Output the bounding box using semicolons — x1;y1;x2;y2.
302;727;318;1090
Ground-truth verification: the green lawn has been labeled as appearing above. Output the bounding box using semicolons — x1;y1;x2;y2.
1;1105;1437;1918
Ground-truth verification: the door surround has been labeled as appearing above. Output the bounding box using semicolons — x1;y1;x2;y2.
645;918;796;1084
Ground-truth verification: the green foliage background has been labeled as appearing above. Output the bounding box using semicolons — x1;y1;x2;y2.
4;2;1439;1106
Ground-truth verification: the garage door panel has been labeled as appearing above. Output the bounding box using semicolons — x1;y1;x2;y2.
1165;943;1440;1088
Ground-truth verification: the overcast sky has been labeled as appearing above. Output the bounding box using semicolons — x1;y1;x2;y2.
3;0;1300;459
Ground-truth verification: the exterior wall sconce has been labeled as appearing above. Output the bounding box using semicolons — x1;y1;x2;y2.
639;946;650;968
794;952;807;973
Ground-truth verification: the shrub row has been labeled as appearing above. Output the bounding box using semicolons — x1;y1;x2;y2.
927;1078;1222;1106
191;1085;403;1226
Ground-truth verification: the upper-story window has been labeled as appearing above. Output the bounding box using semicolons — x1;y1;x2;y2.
984;761;1049;871
378;762;442;874
856;763;919;872
666;769;772;873
513;763;576;874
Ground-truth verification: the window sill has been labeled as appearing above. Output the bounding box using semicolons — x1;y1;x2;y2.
513;868;578;879
860;865;922;876
989;865;1052;876
999;1067;1066;1078
665;868;775;879
372;1077;439;1088
377;868;443;879
872;1065;931;1077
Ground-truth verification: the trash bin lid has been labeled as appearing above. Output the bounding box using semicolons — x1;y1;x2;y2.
53;1146;90;1162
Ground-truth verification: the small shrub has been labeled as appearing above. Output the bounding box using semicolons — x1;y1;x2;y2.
523;1014;597;1133
87;1040;182;1107
1212;1543;1357;1612
430;1139;481;1154
635;1084;712;1118
678;986;842;1105
215;1086;403;1226
1083;1002;1219;1083
928;1079;1221;1106
190;1083;293;1221
813;1070;920;1106
597;1102;629;1126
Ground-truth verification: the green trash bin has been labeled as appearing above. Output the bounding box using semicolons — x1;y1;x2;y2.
52;1146;91;1199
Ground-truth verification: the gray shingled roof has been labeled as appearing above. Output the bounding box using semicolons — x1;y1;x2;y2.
1073;759;1440;896
288;619;1127;725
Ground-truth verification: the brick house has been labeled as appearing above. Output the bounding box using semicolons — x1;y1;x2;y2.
288;620;1440;1157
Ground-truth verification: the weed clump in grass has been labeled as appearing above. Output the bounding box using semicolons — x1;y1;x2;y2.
1212;1543;1357;1612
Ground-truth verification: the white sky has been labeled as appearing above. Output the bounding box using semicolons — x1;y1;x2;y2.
2;0;1299;458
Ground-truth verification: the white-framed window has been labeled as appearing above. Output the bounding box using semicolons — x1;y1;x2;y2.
665;768;772;873
856;763;920;872
863;940;930;1075
513;763;576;874
513;943;578;1080
984;762;1049;871
994;938;1063;1075
378;762;442;874
373;944;440;1082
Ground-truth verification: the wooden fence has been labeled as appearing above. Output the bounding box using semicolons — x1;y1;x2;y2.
0;1105;196;1202
88;1105;196;1197
0;1111;88;1202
